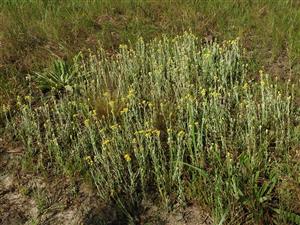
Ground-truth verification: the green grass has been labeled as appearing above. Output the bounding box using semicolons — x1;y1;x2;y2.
1;0;300;115
1;1;300;224
5;33;300;224
1;0;300;73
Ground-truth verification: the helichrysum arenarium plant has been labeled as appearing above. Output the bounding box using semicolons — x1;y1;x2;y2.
8;32;299;224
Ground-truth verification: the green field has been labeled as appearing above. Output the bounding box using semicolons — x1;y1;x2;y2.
0;1;299;225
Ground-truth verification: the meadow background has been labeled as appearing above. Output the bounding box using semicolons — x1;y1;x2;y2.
0;1;300;225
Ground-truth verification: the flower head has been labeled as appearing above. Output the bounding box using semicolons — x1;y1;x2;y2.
84;156;94;166
120;107;129;114
132;138;137;144
127;89;135;99
110;124;120;130
102;139;110;145
200;88;206;97
177;130;185;138
124;153;131;162
91;110;97;117
153;129;161;138
84;119;90;127
24;95;32;102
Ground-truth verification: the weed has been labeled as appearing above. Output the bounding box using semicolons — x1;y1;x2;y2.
34;53;82;93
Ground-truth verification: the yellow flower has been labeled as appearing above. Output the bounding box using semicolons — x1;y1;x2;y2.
127;89;135;99
177;130;185;138
124;153;131;162
102;139;110;145
134;130;145;135
145;132;151;138
108;100;115;108
148;102;154;108
184;94;195;102
91;110;97;117
84;119;90;127
119;44;128;49
120;107;129;114
16;96;22;107
132;138;137;144
226;152;233;163
2;104;11;113
243;83;248;90
152;129;161;137
110;124;120;130
146;129;153;133
200;88;206;97
211;91;220;98
84;156;94;166
24;95;32;102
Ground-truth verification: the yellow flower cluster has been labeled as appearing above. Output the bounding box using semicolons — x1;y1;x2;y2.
222;38;239;46
203;50;212;59
24;95;32;102
16;96;22;107
124;153;131;162
110;124;120;130
242;83;249;90
84;156;94;166
2;104;11;113
134;128;161;138
140;100;154;108
84;119;90;127
211;91;221;98
183;93;196;102
120;107;129;114
119;44;128;50
91;109;97;117
200;88;206;97
177;130;185;138
132;138;137;144
188;122;199;129
102;139;110;145
127;88;135;99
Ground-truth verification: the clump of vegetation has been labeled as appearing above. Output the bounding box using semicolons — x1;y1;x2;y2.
6;33;299;224
34;53;82;93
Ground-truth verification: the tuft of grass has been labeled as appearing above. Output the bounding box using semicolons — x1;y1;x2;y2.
34;53;82;93
6;33;299;224
1;0;300;75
